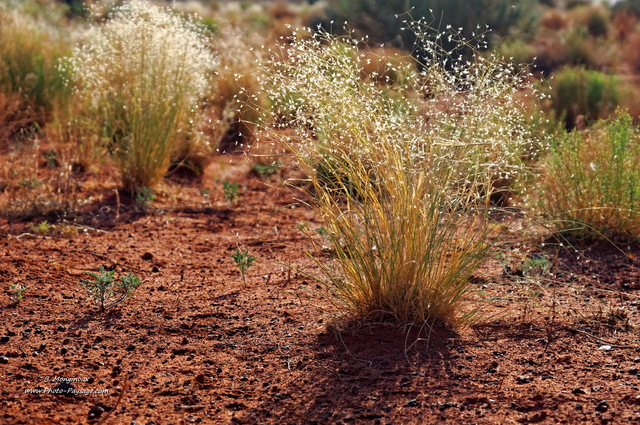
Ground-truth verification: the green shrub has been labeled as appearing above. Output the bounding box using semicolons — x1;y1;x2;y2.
614;0;640;17
323;0;542;52
66;0;217;194
260;23;540;328
549;66;619;129
537;112;640;240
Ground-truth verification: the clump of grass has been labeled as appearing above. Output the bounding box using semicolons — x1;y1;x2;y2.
549;66;619;129
45;100;104;173
209;23;266;153
0;91;37;144
79;266;142;311
65;0;217;194
0;5;70;118
537;111;640;240
260;22;540;328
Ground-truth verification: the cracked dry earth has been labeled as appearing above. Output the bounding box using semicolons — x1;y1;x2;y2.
1;154;640;425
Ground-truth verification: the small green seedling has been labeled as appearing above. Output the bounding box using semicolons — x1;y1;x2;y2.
231;247;256;286
522;254;552;279
79;266;142;311
200;188;212;200
135;186;156;206
222;181;239;203
30;220;53;236
253;162;280;177
45;150;58;168
19;177;42;189
9;283;28;303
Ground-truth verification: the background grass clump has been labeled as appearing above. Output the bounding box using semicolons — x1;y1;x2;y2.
260;23;541;329
65;0;217;194
0;3;70;122
537;111;640;240
549;66;619;129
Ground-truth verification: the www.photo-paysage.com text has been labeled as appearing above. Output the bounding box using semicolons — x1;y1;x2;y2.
24;387;110;395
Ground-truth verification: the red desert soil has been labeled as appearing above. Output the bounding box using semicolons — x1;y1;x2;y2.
1;154;640;425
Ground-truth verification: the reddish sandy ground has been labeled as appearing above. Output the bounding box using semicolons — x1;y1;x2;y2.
1;154;640;425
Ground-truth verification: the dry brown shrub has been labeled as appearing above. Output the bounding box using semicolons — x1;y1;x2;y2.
0;91;39;150
613;11;637;41
621;28;640;73
541;8;568;31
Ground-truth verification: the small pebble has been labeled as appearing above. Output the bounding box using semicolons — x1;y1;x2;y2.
88;405;105;420
405;399;418;407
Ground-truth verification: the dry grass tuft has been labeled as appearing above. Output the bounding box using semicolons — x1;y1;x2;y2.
65;0;216;194
258;22;541;328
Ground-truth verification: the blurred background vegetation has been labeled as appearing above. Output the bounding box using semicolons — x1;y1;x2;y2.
1;0;640;237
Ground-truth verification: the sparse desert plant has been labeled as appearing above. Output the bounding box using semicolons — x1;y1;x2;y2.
259;22;541;328
252;162;281;178
569;4;610;38
135;186;156;206
231;247;256;286
522;253;552;279
30;220;53;235
0;4;70;118
0;91;37;144
65;0;217;194
0;137;81;219
79;266;142;311
45;100;104;172
537;112;640;240
549;66;619;129
9;283;28;303
56;222;79;238
222;181;239;203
